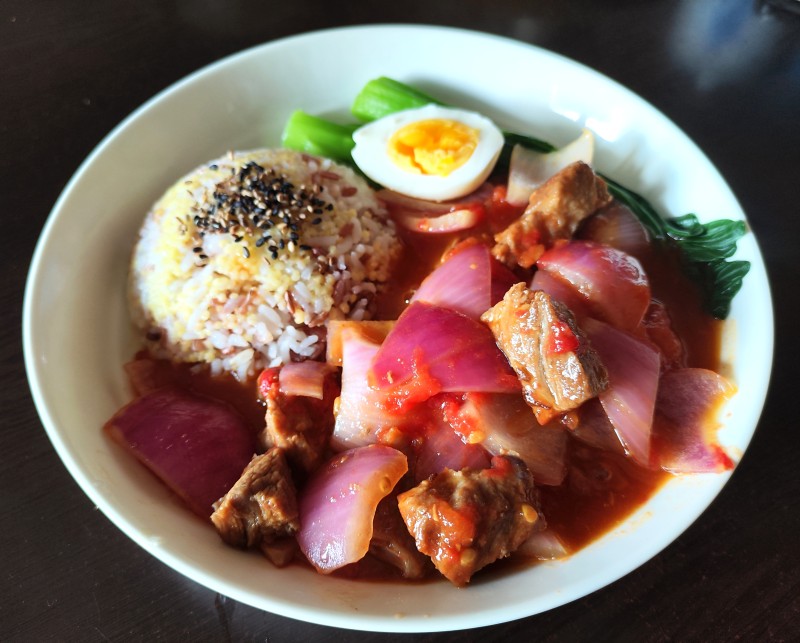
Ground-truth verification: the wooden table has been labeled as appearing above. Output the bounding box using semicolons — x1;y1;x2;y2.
3;1;798;640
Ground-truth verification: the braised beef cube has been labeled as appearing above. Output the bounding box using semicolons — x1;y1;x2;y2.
397;455;540;586
211;448;299;550
493;161;612;268
369;495;433;580
481;284;608;424
257;366;338;475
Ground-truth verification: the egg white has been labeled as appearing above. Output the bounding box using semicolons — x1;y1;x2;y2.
351;104;504;202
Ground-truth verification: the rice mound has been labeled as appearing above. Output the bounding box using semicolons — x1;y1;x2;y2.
129;148;402;380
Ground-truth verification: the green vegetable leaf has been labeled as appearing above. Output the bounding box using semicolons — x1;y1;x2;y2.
602;174;750;316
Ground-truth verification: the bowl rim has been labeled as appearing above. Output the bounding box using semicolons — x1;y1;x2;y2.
22;23;775;633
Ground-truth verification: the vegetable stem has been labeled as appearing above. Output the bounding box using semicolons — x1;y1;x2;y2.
281;110;356;163
351;76;441;122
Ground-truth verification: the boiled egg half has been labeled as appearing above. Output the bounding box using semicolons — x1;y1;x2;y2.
351;104;504;201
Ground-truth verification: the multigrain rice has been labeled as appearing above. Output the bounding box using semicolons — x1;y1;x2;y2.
129;148;402;380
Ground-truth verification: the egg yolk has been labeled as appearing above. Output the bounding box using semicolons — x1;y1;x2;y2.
387;119;479;177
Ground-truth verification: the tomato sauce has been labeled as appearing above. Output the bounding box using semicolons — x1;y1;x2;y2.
127;195;723;577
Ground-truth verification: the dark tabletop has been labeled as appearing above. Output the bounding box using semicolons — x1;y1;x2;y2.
3;1;799;641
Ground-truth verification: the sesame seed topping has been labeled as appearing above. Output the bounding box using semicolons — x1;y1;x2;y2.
189;159;333;260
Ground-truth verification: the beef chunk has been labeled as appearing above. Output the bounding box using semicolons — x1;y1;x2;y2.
211;448;299;550
493;161;612;268
397;455;540;586
481;284;608;424
257;366;338;475
369;495;433;580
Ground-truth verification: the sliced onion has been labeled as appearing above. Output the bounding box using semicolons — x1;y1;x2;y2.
326;320;395;367
577;201;651;259
297;445;408;573
376;189;455;213
379;184;493;234
369;302;520;407
530;268;590;319
506;129;595;206
391;206;483;233
411;241;519;320
458;392;568;485
277;361;334;400
654;368;736;473
516;529;569;560
104;388;255;518
572;398;626;455
537;240;651;332
584;318;661;466
413;398;492;482
332;325;410;451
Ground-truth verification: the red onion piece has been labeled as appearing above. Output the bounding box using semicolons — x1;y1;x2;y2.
278;361;334;400
376;189;455;214
572;398;626;455
369;302;521;407
392;207;484;234
411;241;519;320
577;201;651;259
530;268;590;319
326;320;394;367
459;392;568;485
654;368;736;473
537;240;651;332
378;185;492;234
506;130;595;206
297;445;408;573
413;397;492;481
584;318;661;467
104;388;255;518
516;529;569;560
332;326;410;451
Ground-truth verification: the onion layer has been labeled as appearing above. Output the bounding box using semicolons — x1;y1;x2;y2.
584;318;661;466
654;368;736;473
104;388;255;518
411;240;518;320
297;445;408;573
537;240;651;332
369;301;520;408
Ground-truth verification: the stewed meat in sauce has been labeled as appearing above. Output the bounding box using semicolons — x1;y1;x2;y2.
398;455;540;586
109;156;733;587
492;161;612;268
256;366;339;475
211;448;300;551
481;284;608;425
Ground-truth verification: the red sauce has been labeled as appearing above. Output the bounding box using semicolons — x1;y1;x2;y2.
126;193;723;577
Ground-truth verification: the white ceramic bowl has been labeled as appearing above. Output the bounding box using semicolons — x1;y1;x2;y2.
23;25;773;632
